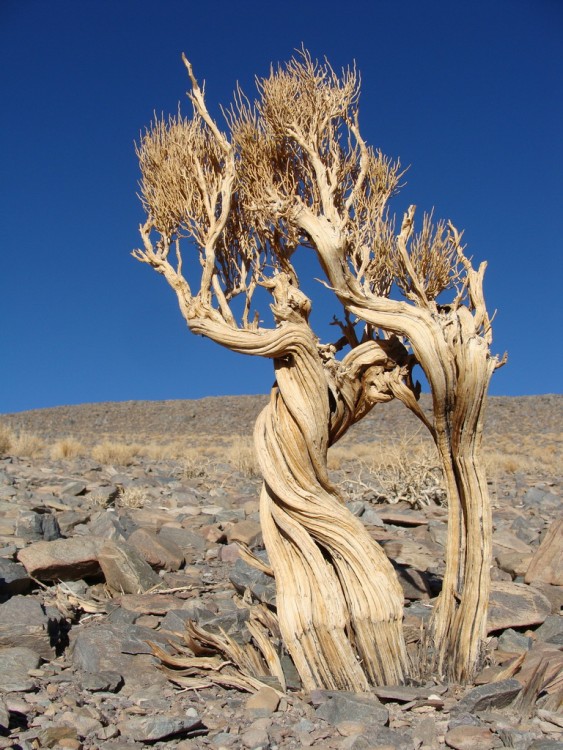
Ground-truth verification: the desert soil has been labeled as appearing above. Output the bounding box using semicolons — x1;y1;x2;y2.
0;394;561;750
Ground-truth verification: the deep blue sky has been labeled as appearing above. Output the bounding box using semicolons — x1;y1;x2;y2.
1;0;561;413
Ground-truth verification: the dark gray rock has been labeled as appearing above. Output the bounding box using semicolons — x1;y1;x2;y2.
85;510;127;540
0;697;9;730
497;628;533;652
534;614;563;645
313;690;389;726
0;646;41;692
71;623;169;687
454;679;522;713
0;558;31;598
488;581;552;632
116;715;203;742
230;558;276;606
78;669;124;692
98;540;161;594
0;595;65;659
345;727;414;750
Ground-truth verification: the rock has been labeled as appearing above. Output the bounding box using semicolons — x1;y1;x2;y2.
0;596;64;659
0;646;41;692
525;518;563;586
445;725;494;750
127;528;185;571
226;519;263;547
85;511;127;540
245;685;280;718
0;697;9;730
241;722;270;749
230;558;276;606
0;558;31;597
17;537;103;581
394;565;432;600
496;550;533;578
77;670;123;692
487;581;552;632
98;540;161;594
314;690;389;727
116;715;202;742
158;526;206;563
71;623;169;687
35;725;78;748
61;480;88;496
534;614;563;645
59;710;102;739
497;628;532;653
454;679;522;713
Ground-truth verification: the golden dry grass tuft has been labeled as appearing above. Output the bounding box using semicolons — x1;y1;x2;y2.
91;441;140;466
51;437;86;460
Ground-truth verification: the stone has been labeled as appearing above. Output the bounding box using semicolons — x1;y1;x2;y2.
77;670;123;692
58;710;102;738
98;540;161;594
454;679;522;713
245;685;280;718
487;581;551;632
116;715;202;742
226;519;263;547
85;511;127;540
525;519;563;586
35;725;78;747
394;565;432;600
0;596;64;659
496;551;533;578
127;528;185;571
0;646;41;692
17;537;103;581
71;624;169;688
0;558;31;597
314;690;389;727
445;725;494;750
241;723;270;749
230;558;276;606
158;526;206;563
0;698;9;730
497;628;532;653
534;614;563;645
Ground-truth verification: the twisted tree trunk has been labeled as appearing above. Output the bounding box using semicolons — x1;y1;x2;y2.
188;276;407;691
298;209;501;682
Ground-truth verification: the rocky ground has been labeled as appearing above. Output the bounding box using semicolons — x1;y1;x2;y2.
0;395;562;750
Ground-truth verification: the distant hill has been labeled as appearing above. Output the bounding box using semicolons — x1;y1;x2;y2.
2;394;561;446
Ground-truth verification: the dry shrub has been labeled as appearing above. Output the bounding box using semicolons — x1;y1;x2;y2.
225;438;261;478
334;433;445;509
92;441;140;466
116;485;147;508
0;423;14;456
51;437;86;460
10;431;45;458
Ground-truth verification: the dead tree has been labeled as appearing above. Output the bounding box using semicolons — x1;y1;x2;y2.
135;51;503;686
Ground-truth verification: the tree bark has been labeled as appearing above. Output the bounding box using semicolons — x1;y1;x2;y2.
188;278;407;691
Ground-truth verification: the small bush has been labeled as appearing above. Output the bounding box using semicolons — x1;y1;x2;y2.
0;423;14;456
116;485;147;508
92;441;139;466
10;431;45;458
51;437;86;460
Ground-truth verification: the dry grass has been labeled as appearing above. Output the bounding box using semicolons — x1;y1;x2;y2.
116;486;148;509
9;431;46;458
0;423;13;456
51;437;86;460
91;441;140;466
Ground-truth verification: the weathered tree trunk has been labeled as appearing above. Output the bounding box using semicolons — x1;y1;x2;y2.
298;209;501;682
188;276;407;691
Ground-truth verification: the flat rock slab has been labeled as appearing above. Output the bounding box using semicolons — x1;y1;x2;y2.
98;540;161;594
487;581;551;632
0;558;31;597
0;595;62;659
116;715;202;742
525;518;563;586
0;646;41;692
454;679;522;713
17;537;104;580
445;725;495;750
127;528;185;571
313;690;389;727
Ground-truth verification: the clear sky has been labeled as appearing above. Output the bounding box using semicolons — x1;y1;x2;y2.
1;0;561;414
